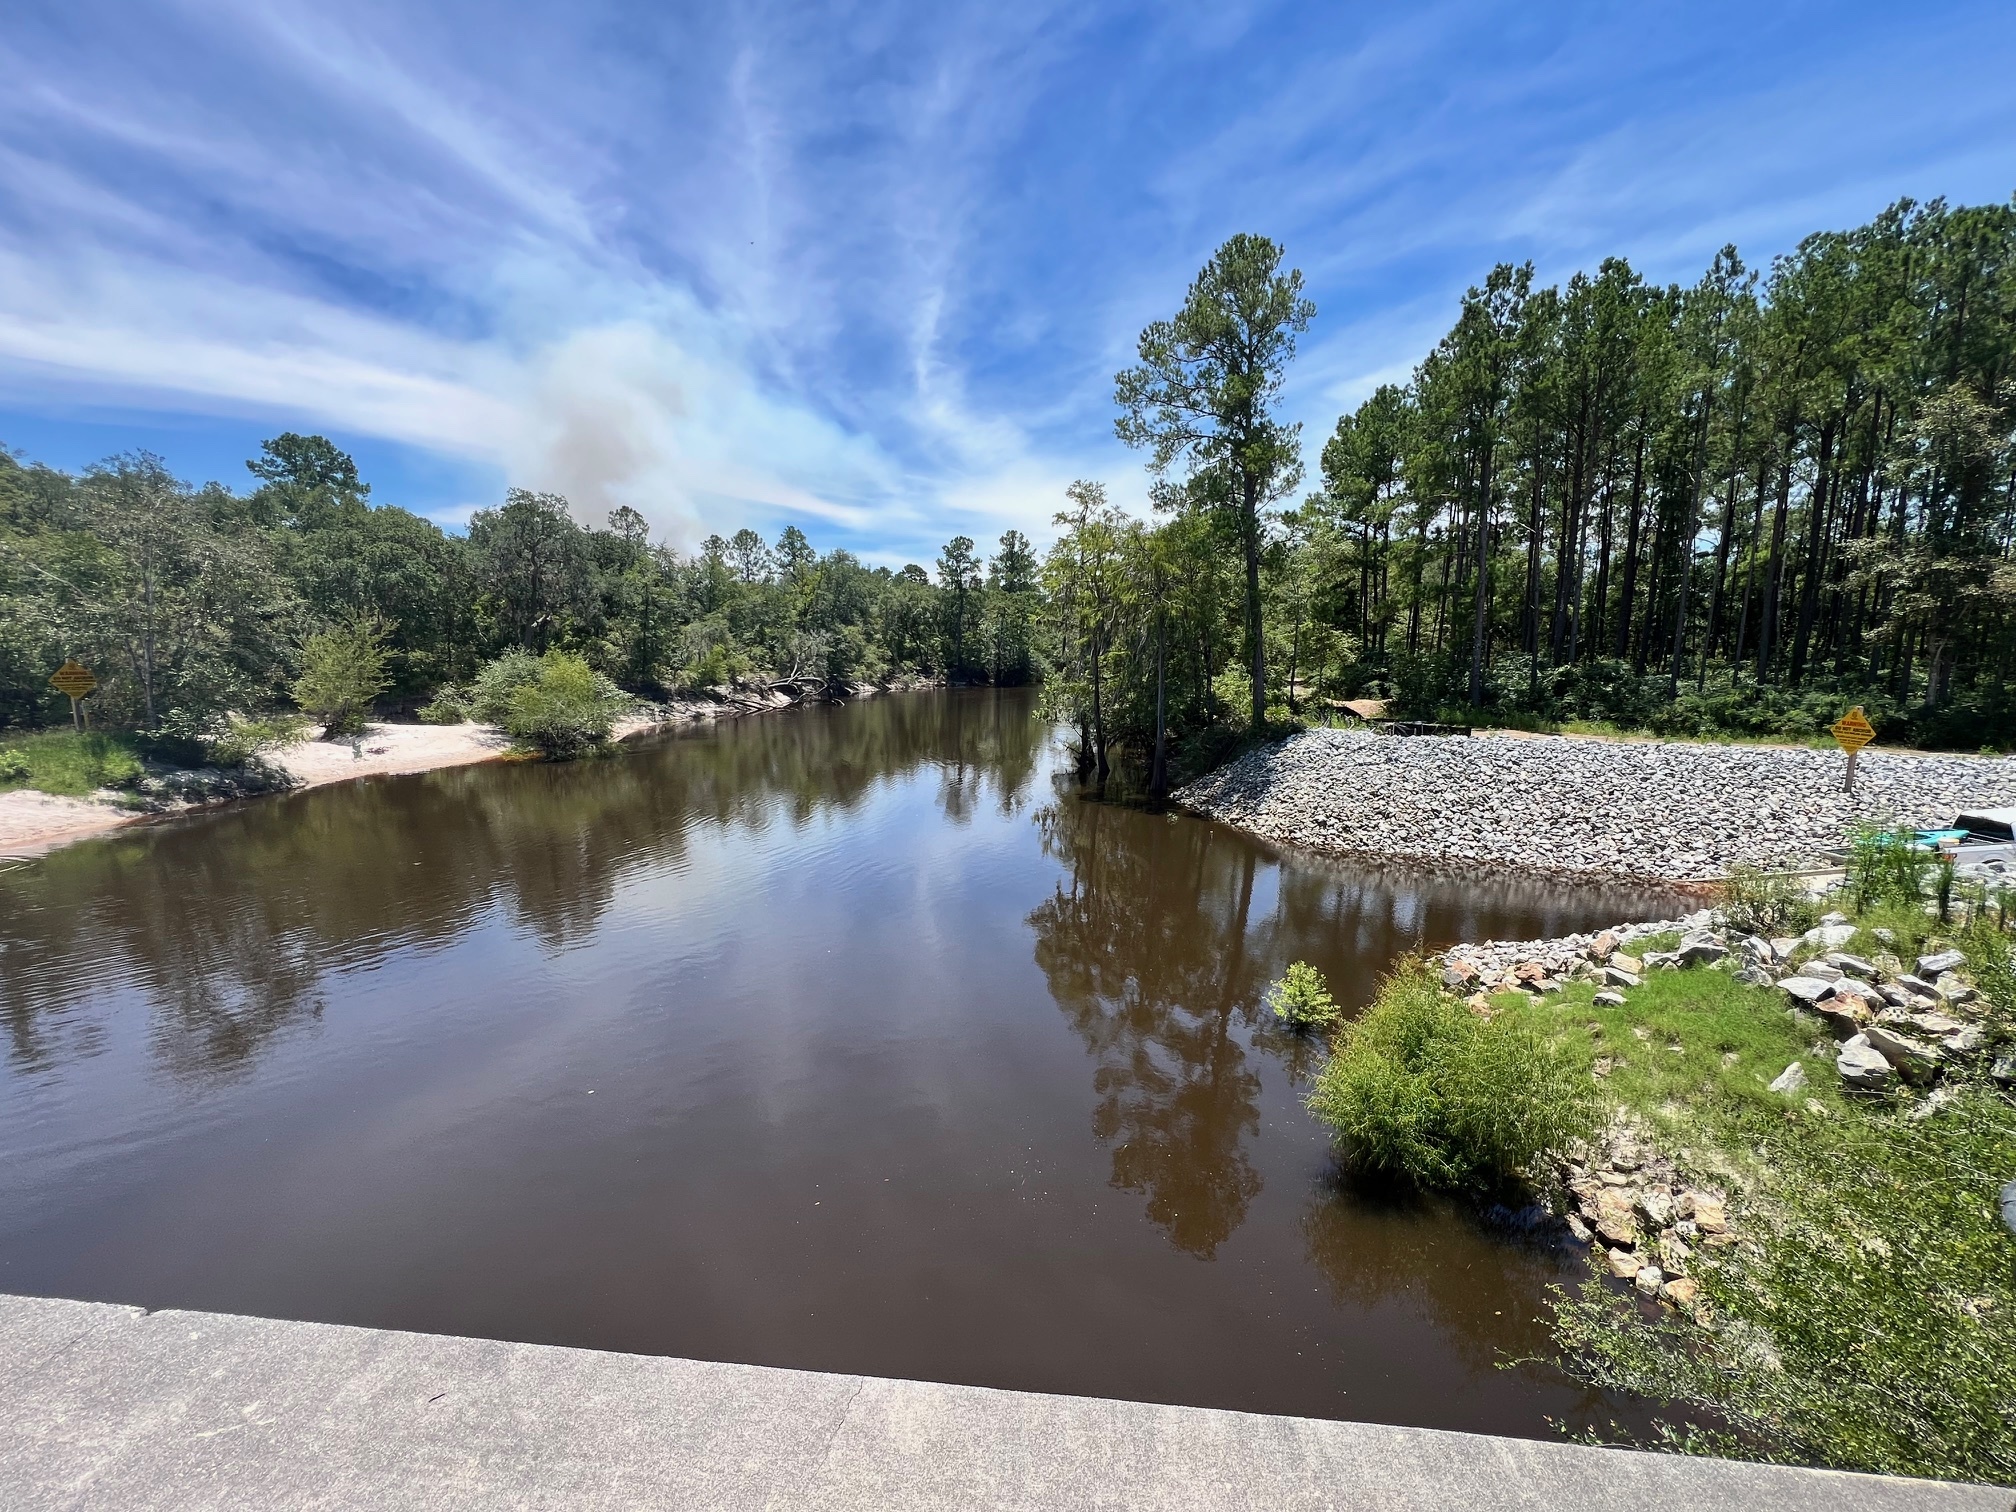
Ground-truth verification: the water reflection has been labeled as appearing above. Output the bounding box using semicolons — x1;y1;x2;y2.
0;690;1045;1081
1030;781;1693;1262
0;689;1701;1437
1029;797;1270;1258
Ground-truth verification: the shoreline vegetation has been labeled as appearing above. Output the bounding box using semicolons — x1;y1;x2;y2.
1280;849;2016;1487
0;676;928;858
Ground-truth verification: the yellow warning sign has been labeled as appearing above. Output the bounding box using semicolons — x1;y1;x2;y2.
48;660;96;699
1831;707;1876;752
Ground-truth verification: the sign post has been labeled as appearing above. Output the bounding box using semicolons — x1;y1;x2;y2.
48;660;97;731
1830;706;1876;793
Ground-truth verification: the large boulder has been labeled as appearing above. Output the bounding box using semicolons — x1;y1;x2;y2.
1863;1025;1941;1086
1592;1189;1640;1247
1812;996;1874;1038
1675;936;1728;966
1779;976;1836;1005
1916;949;1966;977
1803;923;1858;950
1837;1034;1894;1091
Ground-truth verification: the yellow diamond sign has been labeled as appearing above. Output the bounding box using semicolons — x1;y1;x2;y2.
49;660;97;699
1831;707;1875;753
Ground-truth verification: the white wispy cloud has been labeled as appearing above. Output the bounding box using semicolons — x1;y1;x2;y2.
0;0;2008;562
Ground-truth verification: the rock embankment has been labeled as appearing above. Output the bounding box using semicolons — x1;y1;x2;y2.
1427;907;2008;1322
1176;729;2016;880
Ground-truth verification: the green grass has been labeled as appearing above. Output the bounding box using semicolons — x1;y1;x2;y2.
1494;968;1845;1132
0;730;146;797
1513;959;2016;1484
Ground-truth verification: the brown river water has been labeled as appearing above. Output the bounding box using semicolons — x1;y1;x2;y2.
0;689;1690;1435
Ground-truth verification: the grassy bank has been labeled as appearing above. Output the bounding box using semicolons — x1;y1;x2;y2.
1299;888;2016;1485
0;730;146;797
1521;963;2014;1483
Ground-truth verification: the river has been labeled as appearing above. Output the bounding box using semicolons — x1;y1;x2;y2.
0;688;1689;1435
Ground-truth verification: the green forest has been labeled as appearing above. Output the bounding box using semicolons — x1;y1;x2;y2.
0;433;1040;758
4;193;2014;774
1054;195;2016;786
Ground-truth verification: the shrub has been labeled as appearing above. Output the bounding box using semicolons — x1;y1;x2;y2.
417;685;474;724
1718;864;1823;938
293;615;392;736
204;713;309;767
501;650;629;759
1847;822;1933;911
469;650;545;724
1307;963;1596;1189
1267;961;1341;1033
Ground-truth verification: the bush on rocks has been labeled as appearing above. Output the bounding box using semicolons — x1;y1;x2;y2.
1307;963;1597;1189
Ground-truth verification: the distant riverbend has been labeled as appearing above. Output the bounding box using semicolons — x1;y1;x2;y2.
0;688;1692;1437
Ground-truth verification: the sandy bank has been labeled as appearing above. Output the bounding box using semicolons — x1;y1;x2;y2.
0;702;744;860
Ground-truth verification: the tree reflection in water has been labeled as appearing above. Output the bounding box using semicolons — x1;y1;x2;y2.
0;689;1046;1082
1028;792;1273;1259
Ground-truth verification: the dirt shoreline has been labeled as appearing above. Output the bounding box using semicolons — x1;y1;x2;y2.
0;702;740;861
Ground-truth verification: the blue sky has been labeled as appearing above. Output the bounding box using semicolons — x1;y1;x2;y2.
2;1;2012;565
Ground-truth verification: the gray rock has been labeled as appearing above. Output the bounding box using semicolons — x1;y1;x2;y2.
1599;966;1641;989
1170;726;2016;882
1811;996;1874;1039
1768;936;1799;961
1934;973;1977;1005
1823;951;1876;978
1634;1264;1665;1296
1675;937;1728;966
1941;1024;1986;1056
1994;1053;2016;1087
1802;923;1858;950
1916;949;1966;976
1591;990;1626;1008
1802;961;1845;982
1819;911;1849;927
1767;1062;1807;1094
1864;1025;1940;1085
1778;976;1836;1005
1895;973;1941;998
1734;965;1775;987
1635;1189;1675;1228
1836;1034;1894;1090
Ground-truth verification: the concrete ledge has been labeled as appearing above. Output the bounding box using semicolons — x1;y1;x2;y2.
0;1293;2007;1510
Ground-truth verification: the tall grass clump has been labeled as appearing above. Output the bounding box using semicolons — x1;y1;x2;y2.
1306;963;1596;1189
1846;822;1934;912
1718;864;1823;939
0;730;146;795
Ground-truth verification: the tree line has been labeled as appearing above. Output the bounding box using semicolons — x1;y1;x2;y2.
6;192;2010;767
1044;196;2016;786
0;432;1040;751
